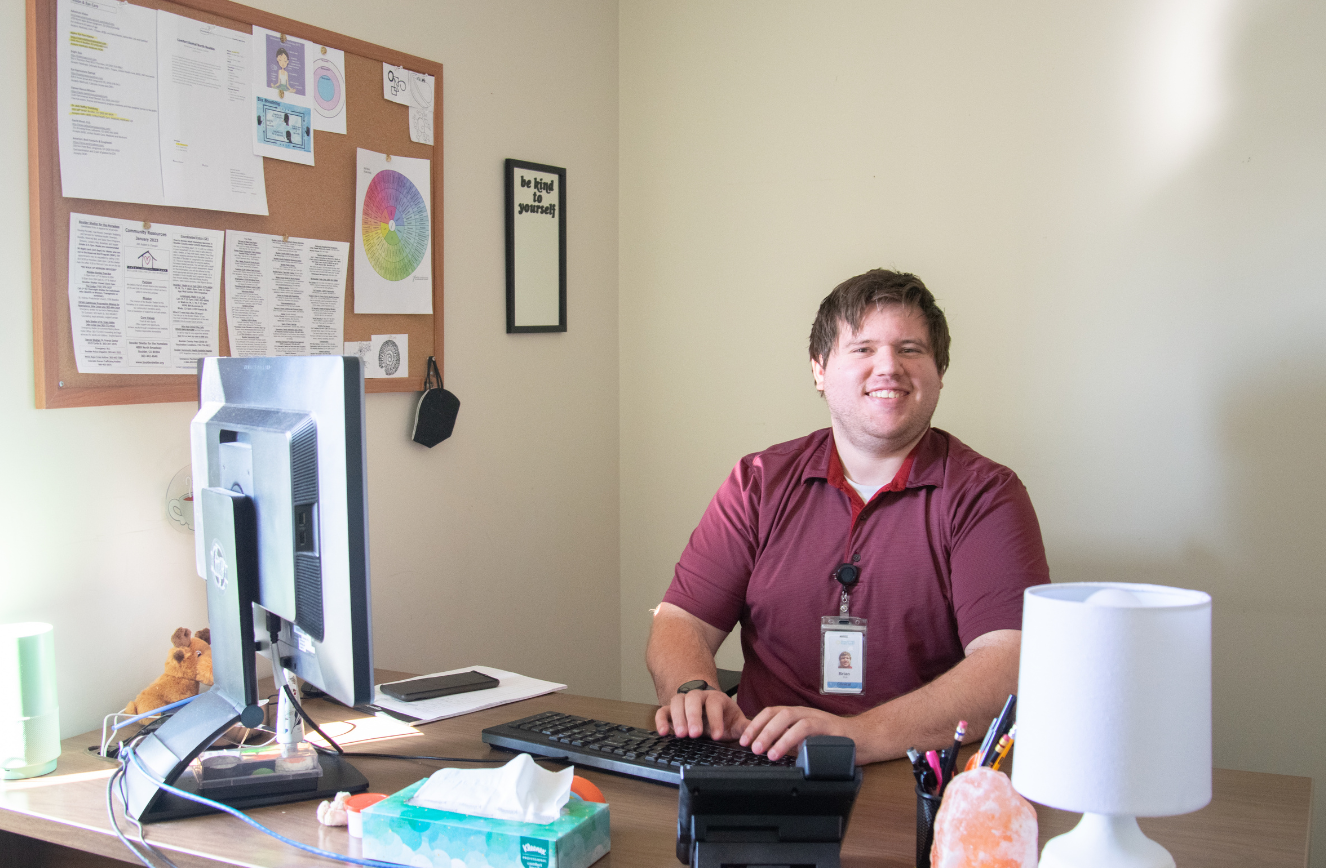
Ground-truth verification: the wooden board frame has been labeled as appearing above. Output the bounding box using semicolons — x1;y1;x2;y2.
26;0;444;408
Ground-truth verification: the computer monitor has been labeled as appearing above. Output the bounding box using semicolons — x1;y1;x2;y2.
124;355;373;822
191;354;373;708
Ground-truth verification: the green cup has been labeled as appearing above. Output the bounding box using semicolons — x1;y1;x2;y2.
1;622;60;779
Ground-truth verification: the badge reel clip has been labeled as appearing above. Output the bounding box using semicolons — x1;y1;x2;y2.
821;564;867;696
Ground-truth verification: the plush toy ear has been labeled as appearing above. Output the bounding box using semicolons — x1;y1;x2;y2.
195;628;211;645
171;627;192;648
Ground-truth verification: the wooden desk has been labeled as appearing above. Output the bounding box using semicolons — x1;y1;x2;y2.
1;686;1312;868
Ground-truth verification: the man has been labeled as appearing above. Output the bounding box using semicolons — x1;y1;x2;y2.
645;269;1049;765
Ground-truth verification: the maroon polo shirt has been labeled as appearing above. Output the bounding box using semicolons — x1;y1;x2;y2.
663;427;1049;717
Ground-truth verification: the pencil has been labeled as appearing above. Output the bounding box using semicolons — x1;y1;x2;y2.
940;720;966;790
989;727;1016;771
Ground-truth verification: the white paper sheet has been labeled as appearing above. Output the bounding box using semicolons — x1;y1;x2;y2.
511;165;562;327
225;231;348;357
370;667;567;725
344;334;408;378
157;13;267;214
354;149;433;313
308;46;348;135
382;63;434;145
68;214;222;374
57;0;165;206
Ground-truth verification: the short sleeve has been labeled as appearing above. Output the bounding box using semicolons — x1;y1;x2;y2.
946;471;1049;648
661;458;763;634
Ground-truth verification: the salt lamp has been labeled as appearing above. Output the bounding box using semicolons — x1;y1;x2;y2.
931;768;1037;868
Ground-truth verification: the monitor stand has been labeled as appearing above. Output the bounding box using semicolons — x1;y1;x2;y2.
130;749;368;823
123;488;368;823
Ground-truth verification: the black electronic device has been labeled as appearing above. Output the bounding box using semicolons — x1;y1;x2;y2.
481;711;798;785
676;736;862;868
382;671;499;702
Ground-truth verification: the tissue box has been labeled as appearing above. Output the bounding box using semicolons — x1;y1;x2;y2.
362;779;610;868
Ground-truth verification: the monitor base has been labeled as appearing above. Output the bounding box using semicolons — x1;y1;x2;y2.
131;752;368;823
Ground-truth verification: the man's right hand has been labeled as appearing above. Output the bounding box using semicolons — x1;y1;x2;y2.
655;687;748;742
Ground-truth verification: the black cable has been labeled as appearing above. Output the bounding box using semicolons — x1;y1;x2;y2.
283;683;346;755
306;743;564;764
283;683;555;765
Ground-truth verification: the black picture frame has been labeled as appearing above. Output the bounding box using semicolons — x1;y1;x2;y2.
505;159;567;333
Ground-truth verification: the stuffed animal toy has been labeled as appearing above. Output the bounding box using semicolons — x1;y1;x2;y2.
124;627;213;715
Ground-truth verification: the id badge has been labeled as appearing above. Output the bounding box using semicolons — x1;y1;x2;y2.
820;616;867;695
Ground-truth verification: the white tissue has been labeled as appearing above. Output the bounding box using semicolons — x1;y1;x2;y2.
409;753;574;825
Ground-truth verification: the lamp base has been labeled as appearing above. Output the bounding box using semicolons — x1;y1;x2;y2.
3;758;58;780
1039;814;1174;868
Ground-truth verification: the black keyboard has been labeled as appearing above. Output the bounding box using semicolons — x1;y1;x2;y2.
481;711;797;785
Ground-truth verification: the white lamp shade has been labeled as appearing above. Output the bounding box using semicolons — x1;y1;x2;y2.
1012;583;1211;818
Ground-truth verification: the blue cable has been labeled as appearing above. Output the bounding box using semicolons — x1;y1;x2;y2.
121;745;406;868
113;696;197;731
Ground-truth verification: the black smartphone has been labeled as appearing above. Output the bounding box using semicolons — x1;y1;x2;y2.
380;671;500;702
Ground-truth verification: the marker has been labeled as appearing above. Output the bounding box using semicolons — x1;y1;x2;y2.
925;750;944;792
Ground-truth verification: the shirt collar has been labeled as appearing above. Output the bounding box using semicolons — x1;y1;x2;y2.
802;427;945;491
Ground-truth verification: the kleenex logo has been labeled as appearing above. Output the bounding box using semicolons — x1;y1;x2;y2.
519;837;549;868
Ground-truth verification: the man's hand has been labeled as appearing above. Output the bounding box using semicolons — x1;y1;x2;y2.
739;705;857;762
655;688;748;742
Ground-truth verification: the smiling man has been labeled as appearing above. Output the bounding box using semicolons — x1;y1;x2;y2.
645;269;1049;765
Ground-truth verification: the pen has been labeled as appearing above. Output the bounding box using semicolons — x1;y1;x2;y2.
907;747;926;788
991;694;1017;744
976;716;999;766
940;720;966;792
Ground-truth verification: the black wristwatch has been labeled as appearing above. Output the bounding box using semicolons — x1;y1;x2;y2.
677;679;714;694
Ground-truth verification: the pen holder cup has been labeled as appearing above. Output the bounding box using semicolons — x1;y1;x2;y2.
915;784;942;868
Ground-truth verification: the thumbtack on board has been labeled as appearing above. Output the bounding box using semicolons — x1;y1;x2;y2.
279;33;287;42
282;234;289;242
278;89;286;98
385;155;392;162
142;221;151;230
321;45;327;55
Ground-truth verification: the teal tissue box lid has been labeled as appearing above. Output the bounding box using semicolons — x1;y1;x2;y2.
362;778;610;868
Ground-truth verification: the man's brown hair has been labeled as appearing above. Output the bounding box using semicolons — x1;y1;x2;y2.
807;269;950;374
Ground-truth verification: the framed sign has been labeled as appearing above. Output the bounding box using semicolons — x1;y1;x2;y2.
505;159;566;333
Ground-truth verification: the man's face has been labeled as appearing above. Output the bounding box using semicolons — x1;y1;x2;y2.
811;304;943;458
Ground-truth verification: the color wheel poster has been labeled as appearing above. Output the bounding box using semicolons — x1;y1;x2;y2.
354;149;433;314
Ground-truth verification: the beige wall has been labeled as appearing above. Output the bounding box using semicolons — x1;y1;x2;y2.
0;0;620;737
619;0;1325;859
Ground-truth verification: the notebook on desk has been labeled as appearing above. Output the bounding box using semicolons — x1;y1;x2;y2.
366;666;566;724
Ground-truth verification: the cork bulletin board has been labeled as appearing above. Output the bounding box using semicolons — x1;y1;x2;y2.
26;0;444;408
